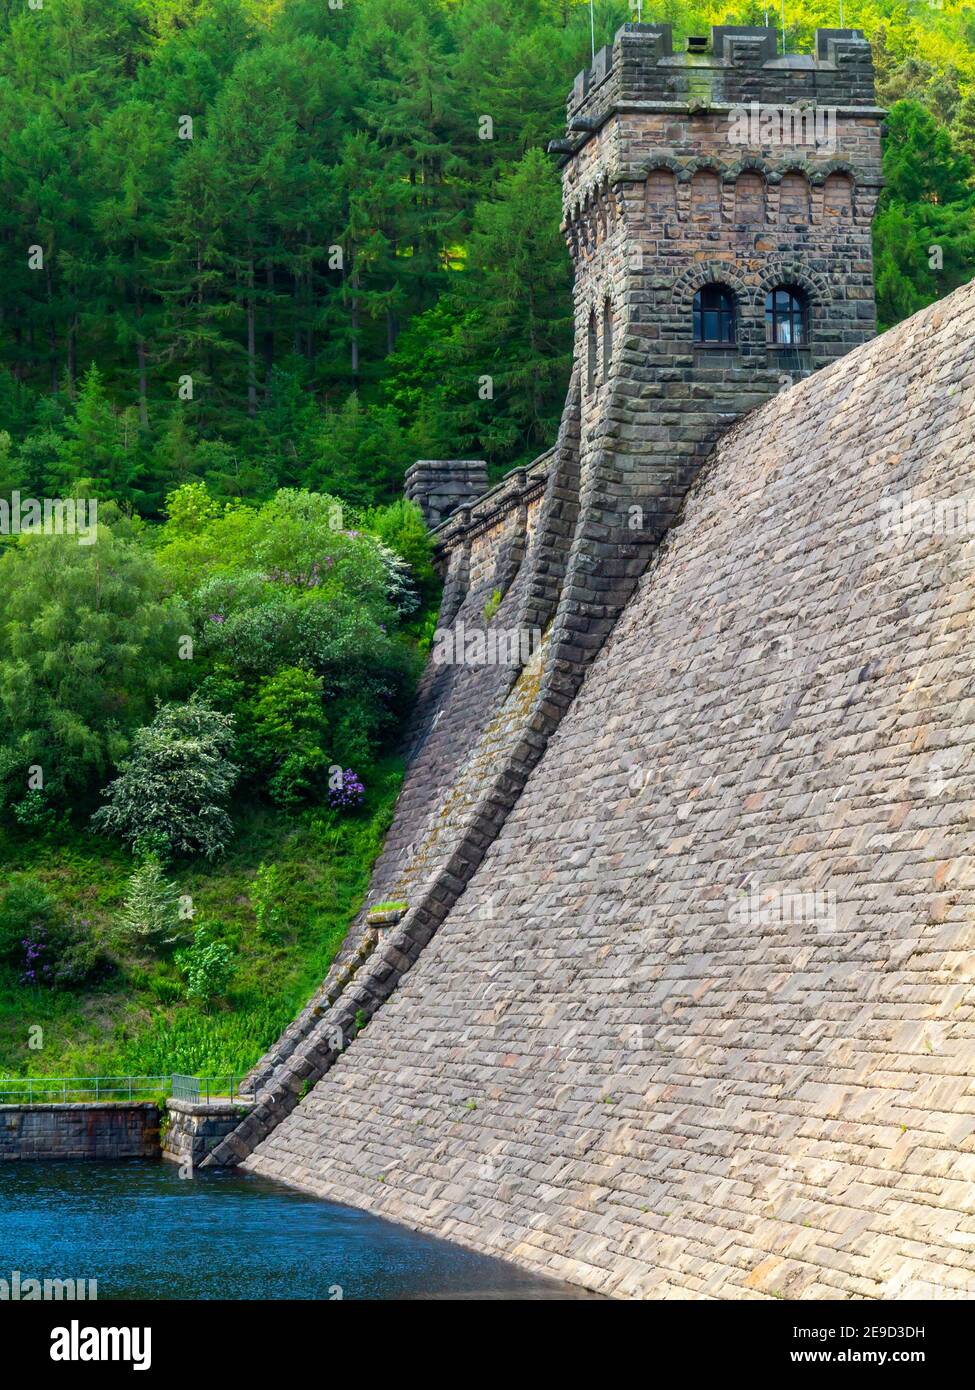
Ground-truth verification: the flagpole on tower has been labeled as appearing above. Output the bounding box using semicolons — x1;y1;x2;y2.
780;0;787;54
590;0;596;62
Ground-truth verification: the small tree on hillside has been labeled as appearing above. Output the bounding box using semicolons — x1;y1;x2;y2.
116;855;183;953
92;698;239;858
174;923;235;1011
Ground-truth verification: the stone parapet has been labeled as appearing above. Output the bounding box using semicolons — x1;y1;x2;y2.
405;459;489;528
566;24;877;129
432;452;552;556
0;1102;160;1161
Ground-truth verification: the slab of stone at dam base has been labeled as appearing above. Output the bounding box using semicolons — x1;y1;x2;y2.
0;1103;161;1161
244;282;975;1300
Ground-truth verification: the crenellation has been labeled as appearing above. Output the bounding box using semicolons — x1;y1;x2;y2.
567;24;878;129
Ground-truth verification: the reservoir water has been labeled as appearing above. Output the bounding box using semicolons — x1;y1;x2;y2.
0;1160;593;1300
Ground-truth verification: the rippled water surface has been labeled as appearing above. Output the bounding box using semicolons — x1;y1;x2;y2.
0;1160;595;1300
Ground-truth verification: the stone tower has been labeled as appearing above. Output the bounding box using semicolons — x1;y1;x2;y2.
550;22;883;556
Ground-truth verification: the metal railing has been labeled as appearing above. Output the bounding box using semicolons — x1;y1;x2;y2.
0;1075;255;1105
170;1074;252;1104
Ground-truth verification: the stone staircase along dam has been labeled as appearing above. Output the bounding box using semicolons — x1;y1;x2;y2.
203;26;975;1300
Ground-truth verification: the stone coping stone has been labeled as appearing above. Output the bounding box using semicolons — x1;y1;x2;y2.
366;906;407;927
0;1101;160;1113
165;1098;256;1117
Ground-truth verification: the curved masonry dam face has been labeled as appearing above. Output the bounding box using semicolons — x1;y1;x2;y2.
207;26;975;1297
244;281;975;1299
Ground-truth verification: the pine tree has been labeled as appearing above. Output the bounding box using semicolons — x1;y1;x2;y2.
116;854;183;953
951;90;975;167
91;100;176;430
385;148;572;473
49;364;137;498
874;102;975;329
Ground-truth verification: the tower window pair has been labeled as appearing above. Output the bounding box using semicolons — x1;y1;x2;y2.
692;284;809;346
586;301;614;392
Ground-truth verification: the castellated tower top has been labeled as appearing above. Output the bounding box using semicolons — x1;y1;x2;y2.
548;20;883;633
563;24;878;126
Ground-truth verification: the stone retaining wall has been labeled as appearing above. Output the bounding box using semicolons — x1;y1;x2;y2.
163;1099;254;1166
0;1103;160;1161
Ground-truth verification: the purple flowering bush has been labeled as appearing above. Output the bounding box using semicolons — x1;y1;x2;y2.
20;932;52;987
1;876;111;990
19;919;110;990
329;768;365;812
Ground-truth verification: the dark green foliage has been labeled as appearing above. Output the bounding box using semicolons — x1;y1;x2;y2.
0;872;111;990
384;148;572;475
360;499;439;611
874;102;975;329
304;395;413;508
242;667;332;807
0;521;189;808
174;922;235;1010
0;873;57;965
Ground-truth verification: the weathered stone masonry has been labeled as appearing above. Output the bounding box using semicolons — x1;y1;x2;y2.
248;278;975;1300
0;1103;160;1160
211;25;889;1208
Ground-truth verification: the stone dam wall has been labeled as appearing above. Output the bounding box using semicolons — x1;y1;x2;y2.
243;280;975;1299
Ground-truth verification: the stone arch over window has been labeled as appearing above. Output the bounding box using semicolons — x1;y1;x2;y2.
646;168;678;217
823;171;854;219
765;285;809;346
602;298;614;380
778;171;811;224
690;169;722;225
693;283;737;345
753;262;828;313
586;306;598;394
733;171;766;224
672;261;749;310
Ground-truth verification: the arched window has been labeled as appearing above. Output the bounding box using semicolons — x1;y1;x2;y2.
602;299;613;380
587;308;598;393
765;286;808;346
693;284;736;344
